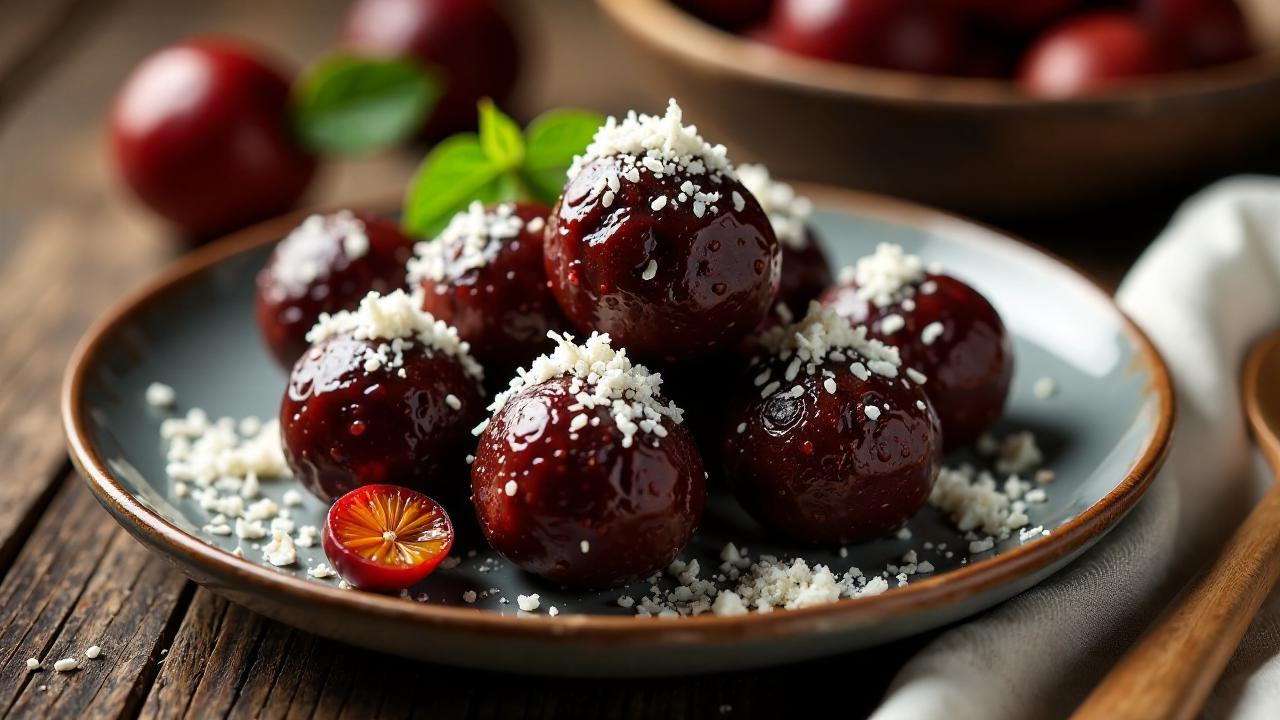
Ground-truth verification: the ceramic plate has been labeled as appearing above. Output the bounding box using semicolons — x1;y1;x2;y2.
63;186;1172;676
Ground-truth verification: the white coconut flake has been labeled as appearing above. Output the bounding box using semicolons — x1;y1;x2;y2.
929;433;1051;542
570;99;733;180
234;518;266;540
569;100;738;218
921;321;944;346
406;202;529;285
969;537;995;554
263;529;296;567
880;314;905;334
477;331;683;449
269;211;370;292
641;259;658;281
306;289;482;381
756;304;902;399
145;382;176;408
736;163;813;251
996;432;1043;475
837;243;925;308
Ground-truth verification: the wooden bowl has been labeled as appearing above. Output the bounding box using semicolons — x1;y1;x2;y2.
596;0;1280;219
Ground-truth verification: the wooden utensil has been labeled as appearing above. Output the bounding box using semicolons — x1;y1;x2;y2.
1073;329;1280;720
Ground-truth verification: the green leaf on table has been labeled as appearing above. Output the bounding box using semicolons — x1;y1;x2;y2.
520;108;605;203
402;134;512;237
477;98;525;169
292;54;438;156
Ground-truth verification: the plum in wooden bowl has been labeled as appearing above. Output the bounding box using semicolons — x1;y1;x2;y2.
597;0;1280;219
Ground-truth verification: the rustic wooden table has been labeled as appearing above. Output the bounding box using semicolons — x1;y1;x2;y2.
1;0;1274;717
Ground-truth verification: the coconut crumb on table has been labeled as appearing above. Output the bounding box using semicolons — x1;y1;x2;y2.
517;594;540;612
53;658;79;672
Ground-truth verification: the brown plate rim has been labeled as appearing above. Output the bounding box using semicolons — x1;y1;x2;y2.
597;0;1280;109
62;185;1174;646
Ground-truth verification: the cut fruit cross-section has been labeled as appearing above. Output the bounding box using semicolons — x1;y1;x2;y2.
322;484;454;592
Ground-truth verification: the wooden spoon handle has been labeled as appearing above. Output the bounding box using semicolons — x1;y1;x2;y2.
1072;480;1280;720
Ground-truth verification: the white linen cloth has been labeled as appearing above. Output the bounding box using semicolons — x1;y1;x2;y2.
873;177;1280;720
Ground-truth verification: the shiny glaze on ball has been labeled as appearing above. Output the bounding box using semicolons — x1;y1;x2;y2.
777;228;834;317
723;359;942;544
821;273;1013;448
471;376;706;588
415;203;568;383
544;155;781;362
281;334;484;503
256;213;412;368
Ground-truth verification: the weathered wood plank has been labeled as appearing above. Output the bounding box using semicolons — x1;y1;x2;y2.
0;478;189;718
134;588;230;720
141;591;923;720
0;0;112;121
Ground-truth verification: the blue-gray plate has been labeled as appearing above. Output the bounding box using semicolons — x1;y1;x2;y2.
63;186;1172;676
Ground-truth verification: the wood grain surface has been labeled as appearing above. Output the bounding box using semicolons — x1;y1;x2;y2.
0;0;1242;717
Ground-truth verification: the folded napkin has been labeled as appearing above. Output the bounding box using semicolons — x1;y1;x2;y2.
873;177;1280;720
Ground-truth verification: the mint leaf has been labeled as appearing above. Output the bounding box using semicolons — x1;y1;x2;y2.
520;109;605;203
401;104;604;237
478;98;525;169
403;134;512;237
293;54;437;156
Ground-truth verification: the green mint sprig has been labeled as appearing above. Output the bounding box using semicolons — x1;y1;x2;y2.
403;101;604;238
292;54;439;156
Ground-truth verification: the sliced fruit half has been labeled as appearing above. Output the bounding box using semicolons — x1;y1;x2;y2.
322;483;454;592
